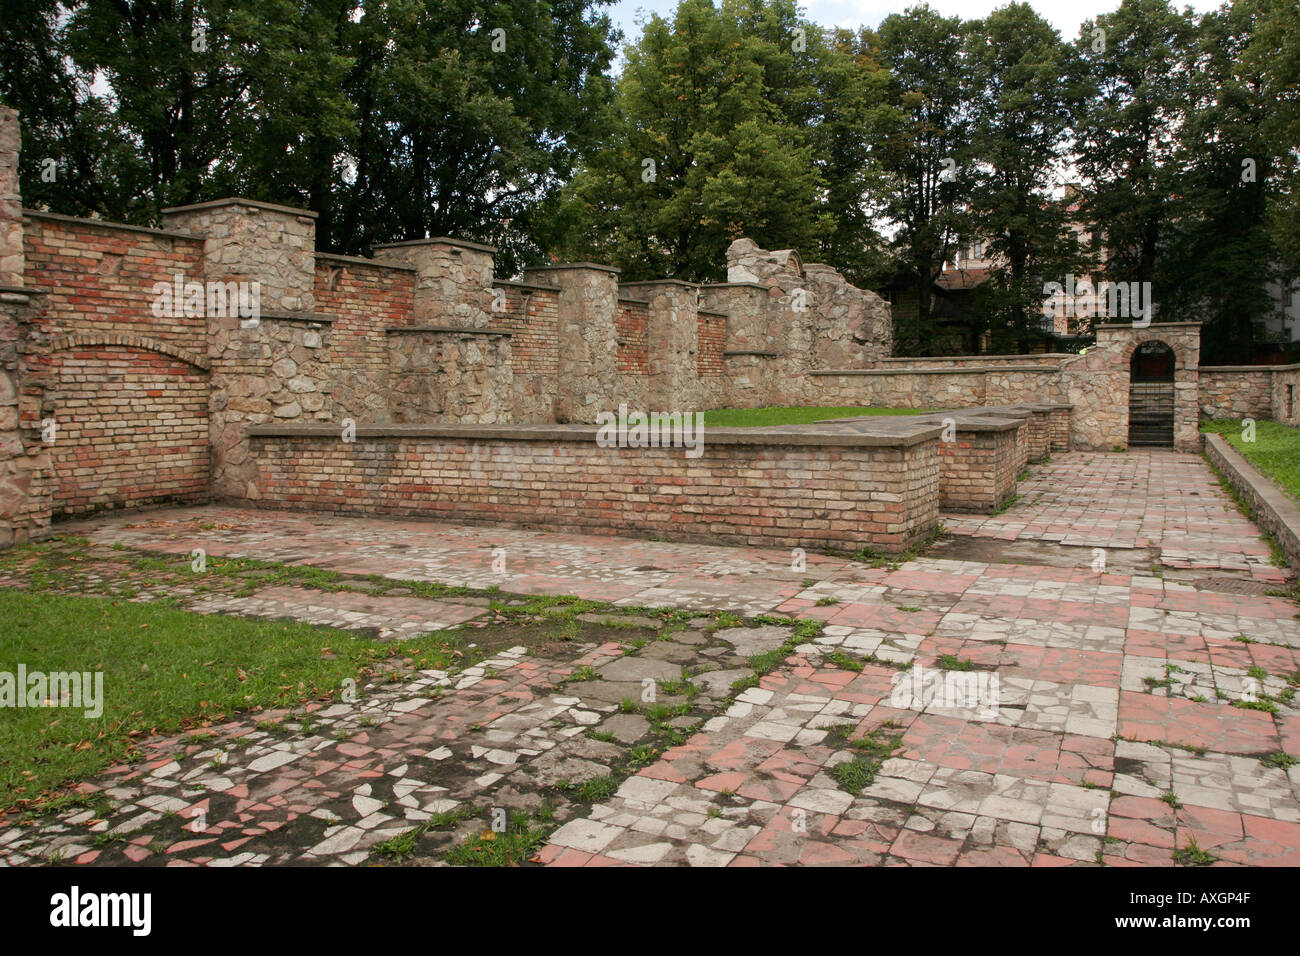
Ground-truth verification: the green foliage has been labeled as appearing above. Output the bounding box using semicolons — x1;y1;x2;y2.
543;0;852;280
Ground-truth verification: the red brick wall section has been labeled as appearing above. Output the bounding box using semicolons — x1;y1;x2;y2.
616;300;649;375
315;257;413;421
23;216;207;354
247;430;940;553
939;427;1018;512
481;285;559;423
698;311;726;377
38;347;209;514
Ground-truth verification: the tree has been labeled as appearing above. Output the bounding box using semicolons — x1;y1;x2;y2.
542;0;831;281
965;3;1083;353
868;4;974;353
0;1;618;270
1158;0;1277;363
1073;0;1197;296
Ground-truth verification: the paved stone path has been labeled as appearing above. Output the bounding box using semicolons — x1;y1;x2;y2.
2;450;1298;866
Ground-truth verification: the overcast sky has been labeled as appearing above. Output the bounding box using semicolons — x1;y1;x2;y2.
605;0;1226;44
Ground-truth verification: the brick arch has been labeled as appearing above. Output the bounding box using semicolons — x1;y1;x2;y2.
41;333;210;372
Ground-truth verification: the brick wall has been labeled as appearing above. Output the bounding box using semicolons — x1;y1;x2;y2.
698;310;726;377
939;423;1019;512
486;282;560;424
246;424;941;553
38;347;208;514
315;254;415;422
23;213;207;354
19;214;212;517
616;300;649;375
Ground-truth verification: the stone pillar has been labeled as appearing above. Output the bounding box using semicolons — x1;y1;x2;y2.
161;198;326;499
0;110;48;546
373;237;496;328
0;108;21;288
618;279;700;413
524;263;620;423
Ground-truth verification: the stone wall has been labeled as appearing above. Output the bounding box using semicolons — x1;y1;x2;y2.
246;423;942;553
1060;323;1203;452
1271;365;1300;427
1199;367;1275;420
522;264;619;424
0;109;22;288
1205;433;1300;570
618;280;700;413
0;290;49;545
387;329;512;424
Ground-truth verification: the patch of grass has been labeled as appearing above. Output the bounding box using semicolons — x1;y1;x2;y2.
830;728;903;795
443;812;552;867
1261;751;1299;771
1201;418;1300;503
628;744;661;768
991;493;1022;516
0;589;456;813
1173;835;1218;867
814;596;839;607
936;654;973;671
701;406;931;428
577;776;618;803
1160;790;1182;810
826;651;865;672
1233;697;1279;714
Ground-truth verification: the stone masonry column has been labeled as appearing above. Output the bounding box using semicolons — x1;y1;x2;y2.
0;107;50;546
618;279;701;414
161;198;323;500
0;108;22;287
523;263;620;423
373;237;497;328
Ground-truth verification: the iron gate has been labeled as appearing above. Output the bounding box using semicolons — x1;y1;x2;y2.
1128;381;1174;446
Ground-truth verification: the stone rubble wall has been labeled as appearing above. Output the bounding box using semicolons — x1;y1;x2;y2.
1274;366;1300;428
1059;323;1202;452
387;330;512;424
1196;367;1281;421
522;264;620;424
1;103;1293;546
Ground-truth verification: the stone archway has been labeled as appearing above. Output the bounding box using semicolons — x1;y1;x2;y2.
1059;322;1202;451
1128;340;1175;446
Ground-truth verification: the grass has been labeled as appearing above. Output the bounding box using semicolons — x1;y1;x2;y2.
0;589;456;812
829;727;903;794
444;811;552;867
1201;417;1300;503
1173;835;1218;867
701;406;931;428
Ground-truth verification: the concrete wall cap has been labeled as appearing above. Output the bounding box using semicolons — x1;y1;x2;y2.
161;197;318;219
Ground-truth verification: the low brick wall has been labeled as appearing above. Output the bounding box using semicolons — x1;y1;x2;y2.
939;419;1020;512
244;423;942;553
1204;433;1300;571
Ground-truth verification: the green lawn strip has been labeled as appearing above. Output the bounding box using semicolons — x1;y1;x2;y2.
1201;418;1300;503
0;589;456;813
702;406;932;428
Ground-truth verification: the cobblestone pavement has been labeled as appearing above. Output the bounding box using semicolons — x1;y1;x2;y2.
2;450;1298;866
